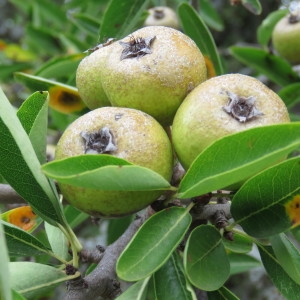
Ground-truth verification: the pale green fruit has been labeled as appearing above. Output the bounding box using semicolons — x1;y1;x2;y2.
101;26;207;126
76;41;114;109
172;74;290;170
55;107;173;217
144;6;180;29
272;14;300;64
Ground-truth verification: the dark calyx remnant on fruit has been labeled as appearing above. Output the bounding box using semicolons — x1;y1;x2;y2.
222;90;263;123
119;36;156;60
153;8;165;19
289;13;300;24
81;127;117;154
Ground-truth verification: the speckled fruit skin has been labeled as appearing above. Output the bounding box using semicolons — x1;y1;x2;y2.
272;14;300;64
172;74;290;170
55;107;173;218
76;43;113;109
101;26;207;126
144;6;180;29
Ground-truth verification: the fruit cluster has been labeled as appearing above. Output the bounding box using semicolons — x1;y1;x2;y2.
55;25;290;217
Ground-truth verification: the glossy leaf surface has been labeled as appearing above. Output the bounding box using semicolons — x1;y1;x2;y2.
115;277;150;300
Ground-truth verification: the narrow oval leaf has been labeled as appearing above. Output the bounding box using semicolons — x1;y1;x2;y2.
116;207;192;281
278;83;300;109
178;123;300;199
257;9;288;48
151;252;196;300
64;205;89;230
242;0;262;15
0;87;65;226
184;225;230;291
1;221;51;257
116;277;150;300
230;46;300;86
222;231;253;253
9;262;79;299
231;156;300;238
270;233;300;285
17;91;48;163
258;245;300;299
178;3;224;75
0;217;12;300
99;0;150;41
228;252;261;275
42;155;172;191
198;0;224;31
207;286;240;300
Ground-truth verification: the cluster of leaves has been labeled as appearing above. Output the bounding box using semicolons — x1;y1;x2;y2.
1;0;300;299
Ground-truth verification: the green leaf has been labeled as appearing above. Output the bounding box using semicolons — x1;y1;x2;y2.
278;83;300;109
0;63;33;80
0;87;65;226
99;0;150;41
9;262;79;299
178;123;300;199
116;277;150;300
198;0;224;31
107;215;133;245
228;252;261;275
69;12;101;37
17;91;49;164
45;222;69;261
64;205;89;230
117;207;192;281
242;0;262;15
42;155;172;191
178;3;224;75
1;221;51;257
257;9;288;48
12;290;27;300
270;233;300;285
230;46;300;86
207;286;240;300
223;231;253;253
0;216;12;300
184;225;230;291
258;245;300;299
231;156;300;238
150;252;196;300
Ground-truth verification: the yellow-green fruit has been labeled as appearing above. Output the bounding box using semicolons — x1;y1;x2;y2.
272;14;300;64
55;107;173;218
172;74;290;170
76;42;114;109
144;6;180;29
101;26;207;126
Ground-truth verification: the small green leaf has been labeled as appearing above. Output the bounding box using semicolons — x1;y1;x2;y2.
9;262;79;299
117;207;192;281
230;46;300;86
99;0;150;41
278;83;300;109
178;3;224;75
1;221;51;257
17;91;49;163
242;0;262;15
207;286;240;300
178;123;300;199
223;231;253;253
231;156;300;238
64;205;89;230
107;215;133;245
150;252;196;300
257;9;288;48
228;252;261;275
184;225;230;291
45;222;69;261
258;245;300;299
42;155;172;191
198;0;224;31
0;217;12;300
0;87;65;227
270;233;300;285
116;277;150;300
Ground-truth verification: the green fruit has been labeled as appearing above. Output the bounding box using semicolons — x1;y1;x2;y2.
100;26;207;126
144;6;180;29
272;13;300;64
55;107;173;218
172;74;290;170
76;40;115;109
